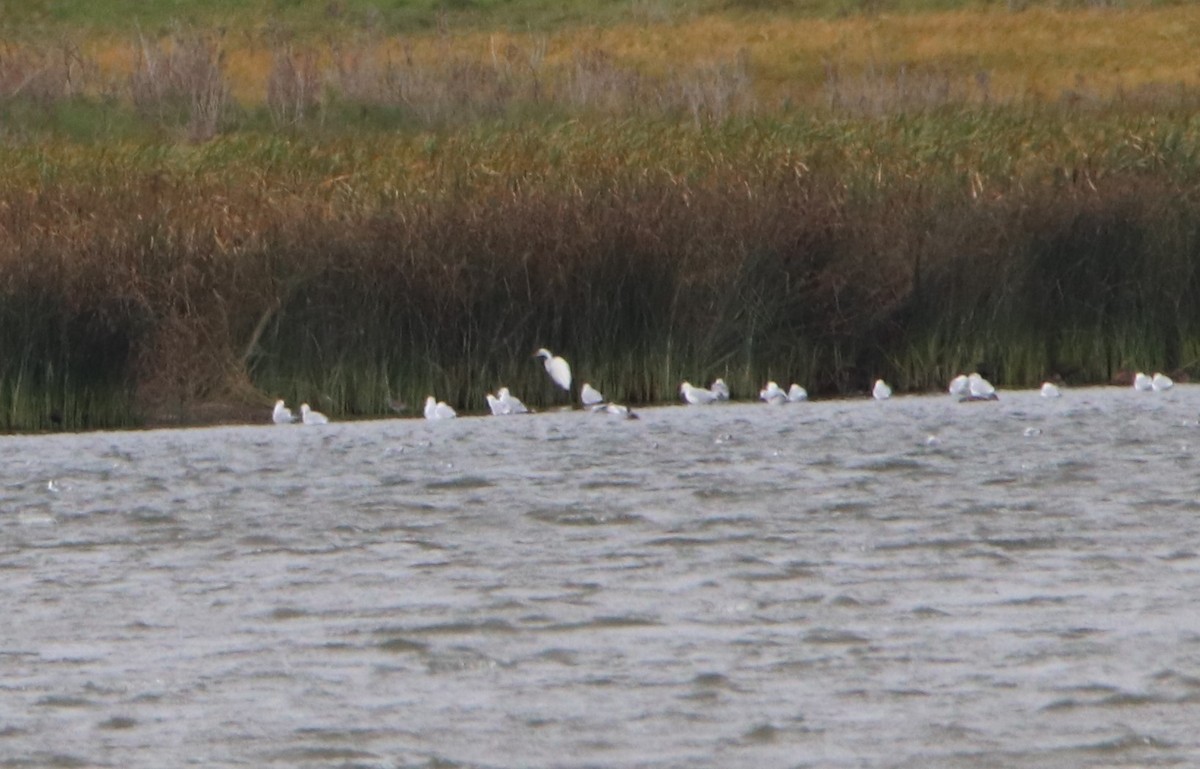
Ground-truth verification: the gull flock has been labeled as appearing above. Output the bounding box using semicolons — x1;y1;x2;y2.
269;349;1178;424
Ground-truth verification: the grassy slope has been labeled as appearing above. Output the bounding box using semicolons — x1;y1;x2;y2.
4;2;1191;116
6;0;1193;33
4;0;1200;429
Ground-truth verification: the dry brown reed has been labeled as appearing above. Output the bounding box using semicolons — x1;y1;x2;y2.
6;8;1200;428
266;45;322;127
130;28;229;140
0;40;91;105
4;116;1200;431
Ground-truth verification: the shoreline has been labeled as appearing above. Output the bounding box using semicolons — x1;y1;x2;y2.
4;378;1185;438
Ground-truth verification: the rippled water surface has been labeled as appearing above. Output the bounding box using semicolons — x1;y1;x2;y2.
4;386;1200;768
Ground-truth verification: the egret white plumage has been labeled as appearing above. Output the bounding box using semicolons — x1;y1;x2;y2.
497;386;530;414
967;373;998;400
272;399;295;424
710;378;730;401
424;396;457;420
948;374;969;397
534;348;572;391
580;383;605;407
759;381;787;405
1040;382;1061;398
1133;372;1153;391
1152;372;1174;391
680;381;719;405
872;379;892;400
787;384;808;402
300;403;329;425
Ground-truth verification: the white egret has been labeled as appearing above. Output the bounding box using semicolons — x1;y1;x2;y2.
580;383;605;407
272;399;295;424
534;348;572;391
1133;372;1153;391
497;387;530;414
948;374;969;397
872;379;892;400
424;396;457;420
1040;382;1061;398
300;403;329;425
710;378;730;401
759;381;787;405
1152;372;1174;391
967;373;998;400
680;381;718;405
787;384;808;402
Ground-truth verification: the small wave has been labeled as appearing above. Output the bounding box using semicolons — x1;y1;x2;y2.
424;647;501;673
265;746;380;763
545;615;659;632
691;672;736;690
381;619;515;638
125;507;178;525
527;508;642;526
911;605;951;617
875;537;974;553
804;628;869;645
645;535;723;548
97;716;137;730
1082;732;1177;752
424;475;494;490
742;723;783;743
579;478;641;490
998;594;1071;607
886;688;931;698
985;536;1062;551
8;753;90;768
34;695;93;709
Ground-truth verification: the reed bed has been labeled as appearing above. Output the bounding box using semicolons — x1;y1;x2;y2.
5;6;1200;429
3;111;1200;430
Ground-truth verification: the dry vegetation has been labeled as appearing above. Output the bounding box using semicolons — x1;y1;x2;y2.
3;5;1200;429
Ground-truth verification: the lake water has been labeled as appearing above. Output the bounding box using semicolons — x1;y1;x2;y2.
3;386;1200;768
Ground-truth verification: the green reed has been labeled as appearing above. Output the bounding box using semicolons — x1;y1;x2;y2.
4;108;1200;430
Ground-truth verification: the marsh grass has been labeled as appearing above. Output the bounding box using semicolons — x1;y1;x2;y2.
6;8;1200;428
11;4;1200;138
4;112;1200;429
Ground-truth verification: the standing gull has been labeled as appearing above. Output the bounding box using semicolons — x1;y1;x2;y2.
872;379;892;401
300;403;329;425
498;387;530;414
580;383;605;408
710;379;731;401
272;399;296;424
759;381;787;405
680;381;719;405
1152;372;1174;391
1133;372;1153;391
967;373;998;401
424;396;457;420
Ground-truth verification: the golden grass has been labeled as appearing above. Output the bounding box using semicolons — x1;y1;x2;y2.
53;6;1200;109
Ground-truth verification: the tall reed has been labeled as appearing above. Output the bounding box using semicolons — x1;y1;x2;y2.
4;109;1200;431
